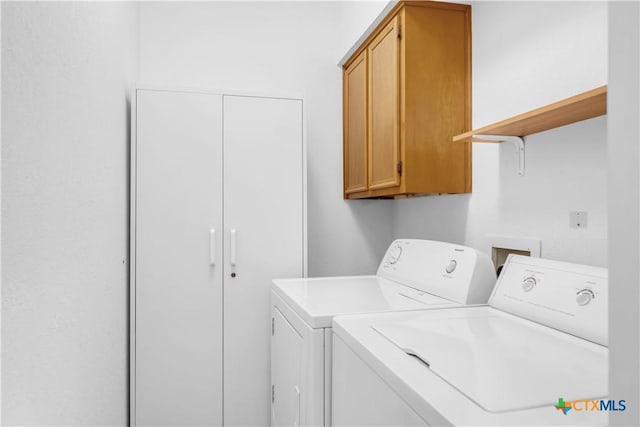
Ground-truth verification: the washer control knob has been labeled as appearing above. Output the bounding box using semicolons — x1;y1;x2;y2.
576;289;594;306
521;277;537;292
387;245;402;265
445;260;457;274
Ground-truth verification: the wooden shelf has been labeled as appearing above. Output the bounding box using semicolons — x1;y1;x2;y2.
453;85;607;143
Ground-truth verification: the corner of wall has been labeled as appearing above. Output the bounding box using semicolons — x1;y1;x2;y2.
608;2;640;425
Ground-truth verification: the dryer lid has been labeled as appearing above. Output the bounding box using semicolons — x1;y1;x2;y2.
272;276;457;329
373;313;608;413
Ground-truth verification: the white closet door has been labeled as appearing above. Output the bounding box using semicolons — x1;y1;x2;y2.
134;90;224;426
223;95;304;426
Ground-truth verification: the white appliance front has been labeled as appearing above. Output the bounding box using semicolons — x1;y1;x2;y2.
270;239;497;427
331;255;609;426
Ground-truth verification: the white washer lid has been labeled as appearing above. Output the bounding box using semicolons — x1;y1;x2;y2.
373;314;608;412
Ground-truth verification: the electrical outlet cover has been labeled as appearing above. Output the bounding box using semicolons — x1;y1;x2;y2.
570;211;588;229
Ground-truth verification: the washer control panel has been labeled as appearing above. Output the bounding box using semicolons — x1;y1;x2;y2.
489;255;608;346
378;239;496;305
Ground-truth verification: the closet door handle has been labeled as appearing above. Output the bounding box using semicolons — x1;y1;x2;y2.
209;228;216;266
230;228;237;266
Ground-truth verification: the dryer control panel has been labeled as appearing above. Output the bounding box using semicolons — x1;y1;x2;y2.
489;255;608;346
377;239;496;305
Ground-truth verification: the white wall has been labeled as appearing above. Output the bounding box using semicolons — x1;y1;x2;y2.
337;0;393;64
138;1;394;276
392;1;608;267
608;2;640;425
2;2;137;425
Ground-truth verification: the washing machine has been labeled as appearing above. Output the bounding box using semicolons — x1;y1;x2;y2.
331;254;609;426
270;239;497;427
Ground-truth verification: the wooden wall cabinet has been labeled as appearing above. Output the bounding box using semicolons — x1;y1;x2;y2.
342;1;471;199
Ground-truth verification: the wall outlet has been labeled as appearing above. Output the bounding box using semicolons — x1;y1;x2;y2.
570;211;588;229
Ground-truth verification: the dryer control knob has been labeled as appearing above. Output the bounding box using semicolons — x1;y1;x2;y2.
387;245;402;265
521;277;536;292
445;260;457;274
576;290;594;306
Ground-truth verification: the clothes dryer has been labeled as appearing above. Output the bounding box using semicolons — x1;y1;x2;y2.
270;239;496;427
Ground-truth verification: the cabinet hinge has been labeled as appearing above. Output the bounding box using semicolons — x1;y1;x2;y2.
397;161;403;176
272;385;275;403
398;24;402;40
272;317;275;336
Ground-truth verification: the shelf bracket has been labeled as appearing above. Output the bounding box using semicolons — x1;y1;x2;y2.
475;134;525;176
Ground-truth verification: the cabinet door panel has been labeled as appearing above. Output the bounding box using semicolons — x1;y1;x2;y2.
368;16;401;190
134;90;223;426
223;95;304;427
344;51;368;195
